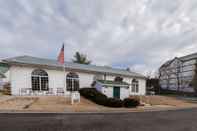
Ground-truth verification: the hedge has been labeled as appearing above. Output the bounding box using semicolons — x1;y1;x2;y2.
79;88;140;108
123;98;140;108
79;88;122;107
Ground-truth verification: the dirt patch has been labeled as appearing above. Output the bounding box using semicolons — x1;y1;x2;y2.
0;97;38;110
25;96;71;112
24;96;101;112
26;96;108;112
0;95;196;113
137;95;197;108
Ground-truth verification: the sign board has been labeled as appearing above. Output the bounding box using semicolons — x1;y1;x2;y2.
71;91;80;105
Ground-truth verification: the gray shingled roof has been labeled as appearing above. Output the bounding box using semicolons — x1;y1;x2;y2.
160;52;197;69
160;57;182;69
179;52;197;61
3;56;145;78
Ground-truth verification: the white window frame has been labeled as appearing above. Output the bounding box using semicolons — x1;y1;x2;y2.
66;74;80;91
31;69;49;91
131;79;139;93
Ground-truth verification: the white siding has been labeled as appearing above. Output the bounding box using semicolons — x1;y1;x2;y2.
10;66;65;95
10;65;146;97
120;87;129;99
138;79;146;95
47;69;65;95
105;75;146;96
10;66;31;95
10;66;97;95
103;87;113;98
78;72;94;88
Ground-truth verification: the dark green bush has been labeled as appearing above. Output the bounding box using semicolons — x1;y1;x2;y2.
79;88;107;100
79;88;123;108
123;98;140;108
80;88;141;108
105;98;123;107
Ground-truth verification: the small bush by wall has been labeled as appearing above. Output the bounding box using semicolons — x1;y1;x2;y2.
105;98;123;107
79;88;122;107
79;88;140;108
123;98;140;108
79;88;107;100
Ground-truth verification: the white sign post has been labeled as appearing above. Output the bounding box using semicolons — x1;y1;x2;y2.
71;79;80;105
71;91;80;105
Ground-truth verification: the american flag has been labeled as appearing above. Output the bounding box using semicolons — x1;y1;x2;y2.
58;44;64;65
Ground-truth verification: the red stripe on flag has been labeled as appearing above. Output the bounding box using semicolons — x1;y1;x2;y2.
58;44;64;64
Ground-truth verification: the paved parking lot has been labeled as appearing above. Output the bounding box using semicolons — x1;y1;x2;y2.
0;108;197;131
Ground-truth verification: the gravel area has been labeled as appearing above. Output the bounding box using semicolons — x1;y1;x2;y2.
139;95;197;108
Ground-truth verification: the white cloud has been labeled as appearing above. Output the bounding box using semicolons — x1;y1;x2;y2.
0;0;197;76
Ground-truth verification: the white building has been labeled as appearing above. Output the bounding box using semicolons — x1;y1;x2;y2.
2;56;146;99
159;53;197;92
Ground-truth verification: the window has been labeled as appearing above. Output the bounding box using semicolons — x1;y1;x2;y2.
131;79;139;93
66;72;79;91
31;69;49;91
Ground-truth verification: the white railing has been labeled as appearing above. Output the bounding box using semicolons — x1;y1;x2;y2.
19;88;54;96
19;88;81;104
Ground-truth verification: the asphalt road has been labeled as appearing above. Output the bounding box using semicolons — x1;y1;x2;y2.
0;108;197;131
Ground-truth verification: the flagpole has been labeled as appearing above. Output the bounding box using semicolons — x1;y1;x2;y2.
63;64;66;97
62;43;66;97
58;43;74;104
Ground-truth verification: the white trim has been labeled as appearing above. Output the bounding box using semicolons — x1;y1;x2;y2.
32;75;48;78
97;81;129;87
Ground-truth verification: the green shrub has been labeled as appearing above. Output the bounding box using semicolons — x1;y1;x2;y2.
123;98;140;108
79;88;107;99
80;88;141;108
105;98;123;107
79;88;123;108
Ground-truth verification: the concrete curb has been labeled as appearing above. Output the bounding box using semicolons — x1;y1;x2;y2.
0;106;196;114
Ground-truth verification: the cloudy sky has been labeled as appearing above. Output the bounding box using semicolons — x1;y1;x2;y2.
0;0;197;75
